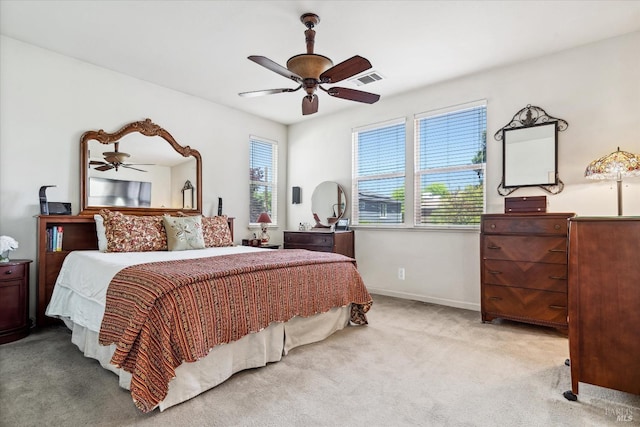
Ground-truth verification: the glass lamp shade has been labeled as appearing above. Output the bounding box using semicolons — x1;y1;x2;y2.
585;147;640;180
584;147;640;216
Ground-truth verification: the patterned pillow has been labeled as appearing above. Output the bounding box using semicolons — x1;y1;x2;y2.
163;215;205;251
202;215;233;247
176;212;233;247
99;209;167;252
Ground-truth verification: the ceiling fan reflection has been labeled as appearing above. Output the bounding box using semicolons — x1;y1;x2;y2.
89;141;153;172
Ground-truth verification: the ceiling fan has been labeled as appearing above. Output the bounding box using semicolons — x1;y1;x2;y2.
239;13;380;115
89;142;151;172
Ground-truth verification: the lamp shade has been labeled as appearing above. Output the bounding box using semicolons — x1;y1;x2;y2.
584;147;640;216
585;147;640;180
257;212;272;224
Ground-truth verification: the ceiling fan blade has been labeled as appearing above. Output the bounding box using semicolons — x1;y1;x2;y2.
248;56;303;83
239;86;302;98
89;160;107;165
319;55;372;84
326;87;380;104
95;164;114;171
302;95;319;115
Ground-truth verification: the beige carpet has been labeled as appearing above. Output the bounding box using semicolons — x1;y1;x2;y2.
1;295;638;426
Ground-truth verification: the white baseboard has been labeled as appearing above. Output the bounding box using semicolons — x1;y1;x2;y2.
367;287;480;312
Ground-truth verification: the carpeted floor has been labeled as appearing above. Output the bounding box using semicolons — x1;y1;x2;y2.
1;295;638;426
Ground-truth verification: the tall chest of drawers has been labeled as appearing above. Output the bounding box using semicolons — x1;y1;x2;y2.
480;213;574;331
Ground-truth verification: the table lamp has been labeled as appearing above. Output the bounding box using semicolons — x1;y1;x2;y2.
257;212;272;243
584;147;640;216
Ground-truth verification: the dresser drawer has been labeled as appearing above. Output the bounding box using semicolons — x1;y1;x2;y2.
483;260;567;292
483;216;568;235
483;235;567;263
482;285;567;326
0;263;26;281
284;232;333;247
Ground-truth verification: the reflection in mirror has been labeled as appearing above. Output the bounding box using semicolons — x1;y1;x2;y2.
181;180;195;209
311;181;347;228
503;122;557;187
81;119;202;215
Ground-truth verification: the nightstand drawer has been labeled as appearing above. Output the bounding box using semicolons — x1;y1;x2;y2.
284;232;333;247
483;285;567;326
0;263;26;281
483;217;568;235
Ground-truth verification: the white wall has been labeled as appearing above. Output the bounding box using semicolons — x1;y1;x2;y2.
288;32;640;311
0;36;288;318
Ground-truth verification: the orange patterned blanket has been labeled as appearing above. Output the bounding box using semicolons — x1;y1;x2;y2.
98;249;372;412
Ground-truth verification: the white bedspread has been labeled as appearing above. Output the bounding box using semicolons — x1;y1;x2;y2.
46;246;266;332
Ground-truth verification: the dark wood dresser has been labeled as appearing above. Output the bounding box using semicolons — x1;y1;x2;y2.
565;217;640;399
0;259;33;344
480;213;574;331
283;230;354;258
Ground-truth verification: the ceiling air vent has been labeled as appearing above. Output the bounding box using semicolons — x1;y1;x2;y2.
349;71;384;86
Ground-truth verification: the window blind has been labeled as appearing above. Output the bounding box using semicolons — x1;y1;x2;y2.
414;101;486;226
249;136;278;224
352;118;406;225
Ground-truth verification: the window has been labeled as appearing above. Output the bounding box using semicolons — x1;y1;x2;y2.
414;101;486;227
352;118;406;225
249;136;278;224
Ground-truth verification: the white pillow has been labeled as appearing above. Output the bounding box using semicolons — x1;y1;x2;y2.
94;214;107;252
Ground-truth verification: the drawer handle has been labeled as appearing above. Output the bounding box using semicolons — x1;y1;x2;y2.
4;270;13;275
489;270;502;275
489;296;502;301
549;305;566;310
487;245;501;250
548;249;566;253
549;275;566;280
554;224;561;230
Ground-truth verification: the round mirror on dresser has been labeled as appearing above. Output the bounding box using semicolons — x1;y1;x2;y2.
311;181;347;228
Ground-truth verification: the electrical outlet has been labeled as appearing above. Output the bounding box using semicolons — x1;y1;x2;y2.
398;267;405;280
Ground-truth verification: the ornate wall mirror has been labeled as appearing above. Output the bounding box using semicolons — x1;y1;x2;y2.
80;119;202;215
311;181;347;228
494;105;568;195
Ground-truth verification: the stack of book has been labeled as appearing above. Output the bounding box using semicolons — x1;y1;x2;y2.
46;226;64;252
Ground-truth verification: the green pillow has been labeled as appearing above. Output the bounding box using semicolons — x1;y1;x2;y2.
163;215;205;251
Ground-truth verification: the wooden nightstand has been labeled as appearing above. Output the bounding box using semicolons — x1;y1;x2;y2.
0;259;33;344
283;230;354;258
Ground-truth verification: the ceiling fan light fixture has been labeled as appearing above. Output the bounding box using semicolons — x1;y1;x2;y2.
286;54;333;79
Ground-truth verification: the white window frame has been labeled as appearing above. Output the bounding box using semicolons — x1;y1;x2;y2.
249;135;278;226
413;100;487;229
351;117;406;227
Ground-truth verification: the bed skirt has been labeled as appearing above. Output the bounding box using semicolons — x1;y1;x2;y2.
61;305;351;411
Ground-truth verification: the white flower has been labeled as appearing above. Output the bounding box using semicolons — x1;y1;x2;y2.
0;235;19;253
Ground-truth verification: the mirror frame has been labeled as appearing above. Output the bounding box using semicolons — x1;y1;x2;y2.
494;105;568;196
311;181;347;228
80;118;202;215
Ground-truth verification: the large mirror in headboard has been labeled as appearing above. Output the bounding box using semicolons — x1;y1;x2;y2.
80;119;202;215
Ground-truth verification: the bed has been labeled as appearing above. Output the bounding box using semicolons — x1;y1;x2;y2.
42;119;371;412
44;214;372;413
